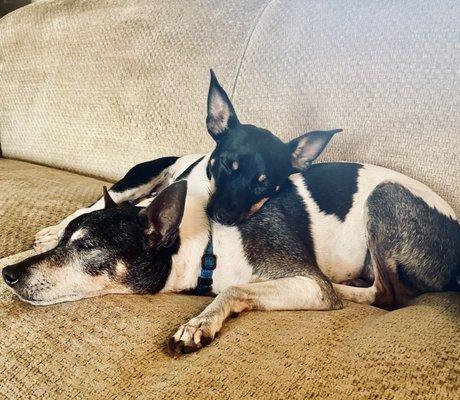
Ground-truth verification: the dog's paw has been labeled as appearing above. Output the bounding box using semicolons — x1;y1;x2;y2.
34;225;62;253
167;316;219;355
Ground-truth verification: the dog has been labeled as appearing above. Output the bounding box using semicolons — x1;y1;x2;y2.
3;155;459;355
3;71;459;355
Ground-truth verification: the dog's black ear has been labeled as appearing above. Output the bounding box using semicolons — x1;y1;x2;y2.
288;129;342;171
206;69;239;140
139;180;187;248
102;186;117;209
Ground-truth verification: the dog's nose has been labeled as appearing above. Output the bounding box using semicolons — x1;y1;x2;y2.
2;266;23;286
214;209;238;226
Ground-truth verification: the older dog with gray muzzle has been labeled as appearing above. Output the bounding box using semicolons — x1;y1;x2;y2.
3;150;459;354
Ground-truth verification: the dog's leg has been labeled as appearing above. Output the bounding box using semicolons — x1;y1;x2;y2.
168;275;342;354
34;157;182;253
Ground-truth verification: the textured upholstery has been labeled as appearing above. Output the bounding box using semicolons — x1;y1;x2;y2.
0;0;268;180
0;250;459;399
0;0;458;214
0;159;108;258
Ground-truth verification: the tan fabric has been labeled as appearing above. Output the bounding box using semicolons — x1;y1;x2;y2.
0;159;108;258
0;0;268;180
0;250;459;399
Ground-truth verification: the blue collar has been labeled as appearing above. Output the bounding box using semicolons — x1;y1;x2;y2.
196;233;217;295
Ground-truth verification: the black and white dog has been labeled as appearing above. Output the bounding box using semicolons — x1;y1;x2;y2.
3;72;459;355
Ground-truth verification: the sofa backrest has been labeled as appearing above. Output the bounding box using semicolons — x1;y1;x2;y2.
0;0;458;215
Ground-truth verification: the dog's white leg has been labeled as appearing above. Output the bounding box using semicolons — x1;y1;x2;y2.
168;275;342;354
34;198;106;253
332;283;378;304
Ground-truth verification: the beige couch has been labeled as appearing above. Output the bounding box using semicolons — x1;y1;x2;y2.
0;1;458;398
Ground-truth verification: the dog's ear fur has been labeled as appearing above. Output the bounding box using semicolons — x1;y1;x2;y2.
139;180;187;248
206;69;239;140
102;186;117;209
288;129;342;171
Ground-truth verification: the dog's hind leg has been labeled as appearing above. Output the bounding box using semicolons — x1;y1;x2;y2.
335;181;460;309
34;156;182;252
168;273;342;355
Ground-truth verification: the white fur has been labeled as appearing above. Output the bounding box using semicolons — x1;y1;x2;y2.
69;229;87;243
163;155;255;293
211;223;255;293
290;174;367;282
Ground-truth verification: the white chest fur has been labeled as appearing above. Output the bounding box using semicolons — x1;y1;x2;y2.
210;223;255;293
162;155;255;294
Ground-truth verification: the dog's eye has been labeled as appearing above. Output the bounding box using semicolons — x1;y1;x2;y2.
74;241;94;250
219;158;238;175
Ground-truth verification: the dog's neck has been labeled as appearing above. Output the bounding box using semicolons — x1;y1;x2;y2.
162;154;215;293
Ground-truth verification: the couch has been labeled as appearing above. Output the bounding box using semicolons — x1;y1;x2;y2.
0;1;458;398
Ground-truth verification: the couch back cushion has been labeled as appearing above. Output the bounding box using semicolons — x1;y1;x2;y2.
0;0;458;214
0;0;269;178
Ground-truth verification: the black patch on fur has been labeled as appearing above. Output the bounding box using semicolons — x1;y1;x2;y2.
175;156;205;181
239;179;317;277
111;156;179;193
303;163;363;221
61;205;180;294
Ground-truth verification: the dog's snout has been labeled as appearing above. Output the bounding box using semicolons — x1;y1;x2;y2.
2;265;23;286
213;208;239;226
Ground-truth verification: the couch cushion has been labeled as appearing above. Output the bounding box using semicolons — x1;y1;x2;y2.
233;0;459;216
0;159;108;258
0;250;458;399
0;0;269;180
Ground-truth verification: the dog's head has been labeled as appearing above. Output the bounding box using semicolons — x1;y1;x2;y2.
2;182;187;305
205;70;341;225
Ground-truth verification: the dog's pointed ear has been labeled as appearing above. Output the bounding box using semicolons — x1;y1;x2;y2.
206;69;239;140
139;180;187;248
102;186;117;209
288;129;342;171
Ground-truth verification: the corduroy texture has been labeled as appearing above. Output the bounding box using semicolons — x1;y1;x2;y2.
0;0;458;215
0;159;108;258
0;250;459;399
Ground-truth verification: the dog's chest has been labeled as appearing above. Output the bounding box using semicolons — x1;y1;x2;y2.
211;224;255;293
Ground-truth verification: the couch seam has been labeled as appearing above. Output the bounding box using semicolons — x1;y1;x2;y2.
230;0;275;100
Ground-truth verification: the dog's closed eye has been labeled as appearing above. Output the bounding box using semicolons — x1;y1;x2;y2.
73;241;94;250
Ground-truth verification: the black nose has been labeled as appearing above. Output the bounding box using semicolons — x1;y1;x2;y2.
2;266;23;286
214;209;238;226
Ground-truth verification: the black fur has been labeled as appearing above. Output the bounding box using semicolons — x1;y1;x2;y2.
205;70;341;225
111;156;178;193
206;124;292;225
239;179;317;277
303;163;362;221
365;182;460;296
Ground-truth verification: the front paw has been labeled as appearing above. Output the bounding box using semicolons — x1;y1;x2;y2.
167;315;219;355
34;225;62;253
